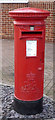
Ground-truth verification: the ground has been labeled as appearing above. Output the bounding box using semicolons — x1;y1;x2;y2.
0;85;55;119
0;39;54;119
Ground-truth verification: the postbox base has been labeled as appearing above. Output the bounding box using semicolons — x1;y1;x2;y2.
13;97;43;115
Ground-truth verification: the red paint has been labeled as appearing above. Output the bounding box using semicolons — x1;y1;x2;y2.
9;7;50;101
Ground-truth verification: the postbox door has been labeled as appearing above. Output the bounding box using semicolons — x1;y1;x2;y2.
14;25;45;101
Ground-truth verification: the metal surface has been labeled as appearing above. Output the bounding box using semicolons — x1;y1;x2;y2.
9;7;50;101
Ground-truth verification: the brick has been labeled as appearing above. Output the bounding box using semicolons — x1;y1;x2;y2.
0;2;54;42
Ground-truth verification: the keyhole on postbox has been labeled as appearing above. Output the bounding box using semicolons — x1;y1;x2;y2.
42;51;44;63
40;59;41;61
40;52;44;63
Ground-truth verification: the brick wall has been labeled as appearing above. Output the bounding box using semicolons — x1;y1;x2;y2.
0;1;55;42
53;1;55;43
2;3;28;39
0;4;2;39
28;1;54;42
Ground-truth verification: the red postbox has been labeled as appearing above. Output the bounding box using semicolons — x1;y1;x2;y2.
9;7;50;115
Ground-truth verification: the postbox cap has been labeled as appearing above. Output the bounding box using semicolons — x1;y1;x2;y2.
9;7;50;20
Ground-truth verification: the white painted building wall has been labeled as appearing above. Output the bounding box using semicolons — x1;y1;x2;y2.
0;0;29;3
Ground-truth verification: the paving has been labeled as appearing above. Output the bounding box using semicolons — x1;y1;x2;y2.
0;39;53;99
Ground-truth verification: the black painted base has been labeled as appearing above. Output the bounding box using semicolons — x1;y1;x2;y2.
13;97;43;115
